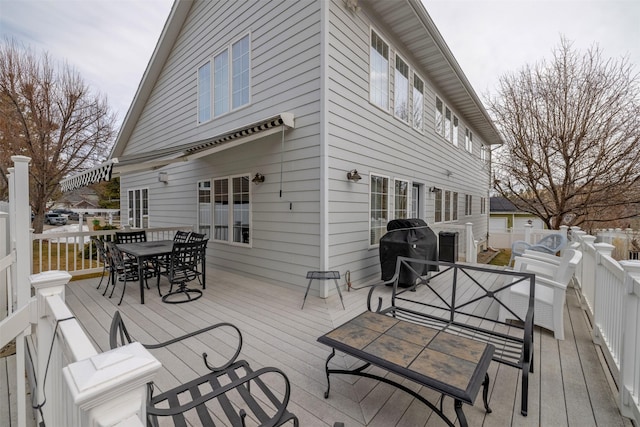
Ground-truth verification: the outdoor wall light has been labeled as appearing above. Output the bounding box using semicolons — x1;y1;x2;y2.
346;169;362;182
430;187;440;193
158;172;169;183
252;173;265;184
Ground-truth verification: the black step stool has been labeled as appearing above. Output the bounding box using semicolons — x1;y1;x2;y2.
301;271;345;310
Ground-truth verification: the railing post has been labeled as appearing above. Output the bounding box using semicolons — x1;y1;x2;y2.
593;243;616;343
618;261;640;421
523;223;533;243
11;155;32;427
31;270;73;426
63;342;161;426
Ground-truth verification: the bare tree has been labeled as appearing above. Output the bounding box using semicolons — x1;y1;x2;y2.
0;38;116;232
490;37;640;230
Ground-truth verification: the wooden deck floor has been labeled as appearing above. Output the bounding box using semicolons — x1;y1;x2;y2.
2;265;633;426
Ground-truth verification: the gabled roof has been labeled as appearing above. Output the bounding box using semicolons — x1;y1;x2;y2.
490;196;519;212
365;0;504;146
111;0;503;161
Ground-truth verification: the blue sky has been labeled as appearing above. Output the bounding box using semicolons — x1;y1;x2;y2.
1;0;639;124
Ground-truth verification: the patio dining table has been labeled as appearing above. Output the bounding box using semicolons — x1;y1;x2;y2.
116;240;174;304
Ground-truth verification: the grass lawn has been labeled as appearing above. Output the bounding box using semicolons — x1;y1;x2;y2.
489;249;511;266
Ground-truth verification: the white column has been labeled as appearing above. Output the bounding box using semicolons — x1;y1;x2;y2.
523;223;533;243
465;222;477;263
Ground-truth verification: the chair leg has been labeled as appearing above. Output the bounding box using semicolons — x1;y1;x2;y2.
96;267;106;290
118;278;128;305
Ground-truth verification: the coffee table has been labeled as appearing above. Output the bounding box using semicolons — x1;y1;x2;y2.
318;311;494;426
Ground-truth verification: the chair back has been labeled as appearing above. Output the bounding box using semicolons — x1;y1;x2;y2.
92;237;111;265
187;232;206;242
105;241;128;270
173;230;191;243
553;249;582;285
115;230;147;244
534;233;567;253
168;240;208;283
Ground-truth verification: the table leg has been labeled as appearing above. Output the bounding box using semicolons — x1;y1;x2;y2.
332;279;345;309
323;348;336;398
139;257;145;304
301;278;314;309
454;399;467;427
482;372;492;413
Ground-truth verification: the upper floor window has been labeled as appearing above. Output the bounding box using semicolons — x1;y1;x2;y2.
452;116;459;146
198;63;211;123
394;55;409;122
370;30;389;110
370;173;389;245
413;75;424;132
232;35;250;108
444;107;452;141
465;194;473;216
481;144;489;163
435;96;443;135
198;34;251;123
213;50;229;116
465;127;473;153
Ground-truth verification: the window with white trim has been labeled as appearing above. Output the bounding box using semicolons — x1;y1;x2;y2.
127;188;148;228
370;30;389;110
198;63;211;123
465;194;473;216
444;190;451;221
452;192;458;221
394;55;409;122
480;197;486;214
213;174;251;244
413;75;424;132
213;50;229;116
198;34;251;122
394;179;409;219
435;96;443;135
465;127;473;153
231;35;250;109
197;180;211;238
481;144;489;163
452;116;459;147
434;189;442;223
444;107;452;141
370;174;389;245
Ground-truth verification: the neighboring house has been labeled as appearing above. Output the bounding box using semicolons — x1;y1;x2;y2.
490;196;543;231
56;187;100;210
62;0;502;292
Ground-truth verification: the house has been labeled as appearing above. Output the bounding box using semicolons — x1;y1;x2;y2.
61;0;502;294
490;196;544;231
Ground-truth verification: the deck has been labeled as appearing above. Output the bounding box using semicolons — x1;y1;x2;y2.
2;265;632;426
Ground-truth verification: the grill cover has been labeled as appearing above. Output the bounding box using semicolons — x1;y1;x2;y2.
379;219;438;287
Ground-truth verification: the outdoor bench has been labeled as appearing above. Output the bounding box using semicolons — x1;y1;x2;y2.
109;311;298;427
366;256;536;416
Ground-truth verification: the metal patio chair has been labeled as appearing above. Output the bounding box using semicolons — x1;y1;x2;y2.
92;237;112;292
109;310;299;427
157;239;208;303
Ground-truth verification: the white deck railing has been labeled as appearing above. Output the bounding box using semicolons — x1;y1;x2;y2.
32;226;193;276
572;230;640;423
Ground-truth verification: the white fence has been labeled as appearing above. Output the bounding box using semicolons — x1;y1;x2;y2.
489;224;567;249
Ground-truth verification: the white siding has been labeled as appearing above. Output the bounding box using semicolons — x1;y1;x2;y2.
121;0;323;289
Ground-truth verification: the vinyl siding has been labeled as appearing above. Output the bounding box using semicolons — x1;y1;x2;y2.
325;0;490;283
121;0;324;289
